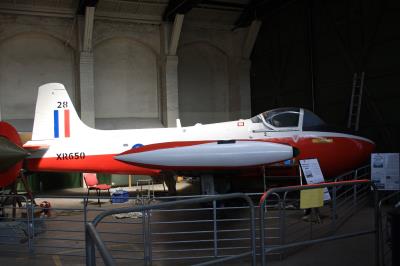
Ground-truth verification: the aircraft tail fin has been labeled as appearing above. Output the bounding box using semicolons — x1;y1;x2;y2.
32;83;90;141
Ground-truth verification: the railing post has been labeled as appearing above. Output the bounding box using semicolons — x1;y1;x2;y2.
260;201;266;266
26;197;33;253
353;184;358;209
85;224;96;266
213;200;218;258
148;210;153;264
83;196;91;264
373;187;379;266
353;169;358;209
142;209;153;266
84;196;88;225
332;185;337;232
32;200;36;251
280;193;286;259
249;200;256;266
143;210;149;266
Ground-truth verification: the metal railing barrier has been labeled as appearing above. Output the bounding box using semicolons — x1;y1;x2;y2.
0;194;35;255
85;193;257;266
0;165;382;265
377;191;400;266
259;179;378;266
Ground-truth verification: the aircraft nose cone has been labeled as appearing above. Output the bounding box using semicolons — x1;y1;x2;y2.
0;136;29;172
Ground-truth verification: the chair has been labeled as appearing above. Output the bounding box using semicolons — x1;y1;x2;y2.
83;173;111;206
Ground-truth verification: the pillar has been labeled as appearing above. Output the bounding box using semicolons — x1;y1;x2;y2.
78;6;95;127
165;55;179;127
162;14;184;127
240;20;262;118
79;51;95;127
239;59;252;118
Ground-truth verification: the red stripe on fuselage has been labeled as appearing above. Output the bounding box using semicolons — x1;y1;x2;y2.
64;109;70;138
25;154;160;175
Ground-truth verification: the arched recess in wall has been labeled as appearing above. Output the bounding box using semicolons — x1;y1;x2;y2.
94;37;161;129
0;32;75;131
178;41;229;125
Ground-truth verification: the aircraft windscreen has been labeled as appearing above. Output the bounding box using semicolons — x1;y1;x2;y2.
250;115;263;123
262;108;300;128
251;108;328;131
302;109;326;130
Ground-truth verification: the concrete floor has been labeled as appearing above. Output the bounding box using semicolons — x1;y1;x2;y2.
267;207;375;266
0;182;379;266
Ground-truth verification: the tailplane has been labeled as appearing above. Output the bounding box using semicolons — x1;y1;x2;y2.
32;83;90;140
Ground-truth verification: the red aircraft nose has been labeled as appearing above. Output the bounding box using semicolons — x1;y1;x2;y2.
323;136;375;178
292;134;375;178
358;138;375;162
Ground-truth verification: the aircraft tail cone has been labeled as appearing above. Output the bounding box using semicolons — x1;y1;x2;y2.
0;136;29;172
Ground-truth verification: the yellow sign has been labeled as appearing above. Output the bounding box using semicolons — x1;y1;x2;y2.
312;138;333;144
300;189;324;209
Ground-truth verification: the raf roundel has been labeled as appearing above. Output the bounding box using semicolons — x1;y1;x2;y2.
132;144;144;149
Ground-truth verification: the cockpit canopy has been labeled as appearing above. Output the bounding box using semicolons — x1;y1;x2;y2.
251;107;326;131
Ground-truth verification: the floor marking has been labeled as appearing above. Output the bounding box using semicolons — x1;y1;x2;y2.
53;255;62;266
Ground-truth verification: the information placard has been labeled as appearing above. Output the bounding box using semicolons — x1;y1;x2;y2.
300;159;331;201
300;189;324;209
371;153;400;190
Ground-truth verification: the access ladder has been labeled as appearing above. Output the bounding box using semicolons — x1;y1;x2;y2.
347;72;365;131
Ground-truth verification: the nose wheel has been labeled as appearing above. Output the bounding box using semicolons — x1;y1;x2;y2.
163;172;177;196
201;175;232;195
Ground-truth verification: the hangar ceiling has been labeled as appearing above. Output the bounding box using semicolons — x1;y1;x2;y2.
0;0;293;27
0;0;245;24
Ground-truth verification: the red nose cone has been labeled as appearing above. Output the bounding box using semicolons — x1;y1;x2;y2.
326;137;375;177
294;135;376;178
363;140;376;159
0;122;26;187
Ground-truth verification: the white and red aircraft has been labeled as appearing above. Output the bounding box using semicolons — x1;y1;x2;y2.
0;83;374;191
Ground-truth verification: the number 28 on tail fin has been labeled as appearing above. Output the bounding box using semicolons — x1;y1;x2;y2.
32;83;90;141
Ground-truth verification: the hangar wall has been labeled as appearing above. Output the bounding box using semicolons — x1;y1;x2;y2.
251;0;400;151
0;7;252;131
178;25;248;125
92;21;162;129
0;16;77;132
